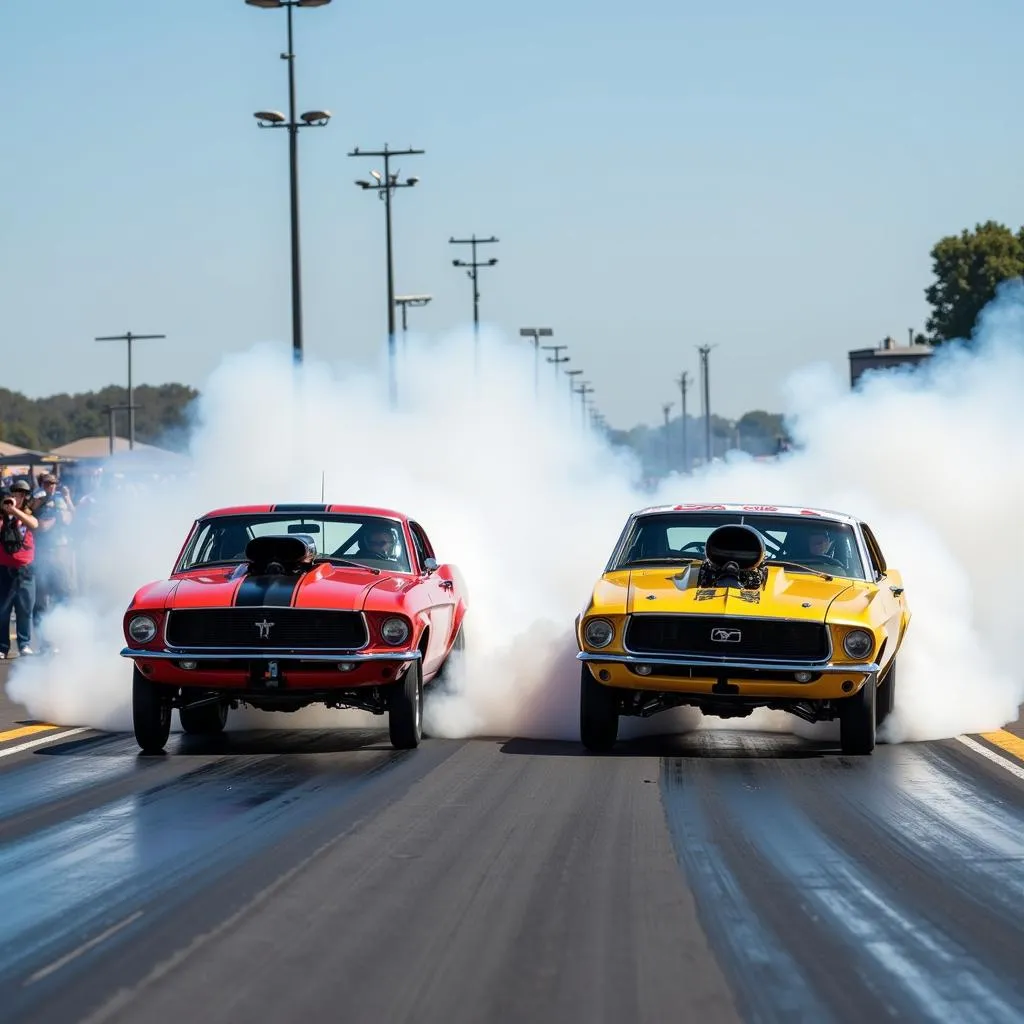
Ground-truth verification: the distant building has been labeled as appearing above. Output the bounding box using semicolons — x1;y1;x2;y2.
848;336;935;387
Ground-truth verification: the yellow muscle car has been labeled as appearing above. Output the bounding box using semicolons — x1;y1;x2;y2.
576;504;910;755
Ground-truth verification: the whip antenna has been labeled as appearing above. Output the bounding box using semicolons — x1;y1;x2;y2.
320;471;325;503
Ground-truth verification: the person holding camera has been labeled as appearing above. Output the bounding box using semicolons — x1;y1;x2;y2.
0;479;40;659
30;473;74;650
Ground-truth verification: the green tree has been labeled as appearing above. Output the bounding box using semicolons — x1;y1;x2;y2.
925;221;1024;343
0;384;198;452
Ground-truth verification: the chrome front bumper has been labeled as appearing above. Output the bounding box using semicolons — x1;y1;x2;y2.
121;647;421;663
576;651;878;674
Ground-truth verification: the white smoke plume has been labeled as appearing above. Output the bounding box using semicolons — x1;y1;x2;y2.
7;284;1024;744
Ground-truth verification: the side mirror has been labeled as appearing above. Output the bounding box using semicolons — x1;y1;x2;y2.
423;557;438;573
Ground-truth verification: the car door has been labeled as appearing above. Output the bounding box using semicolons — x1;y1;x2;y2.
859;521;907;669
409;521;455;676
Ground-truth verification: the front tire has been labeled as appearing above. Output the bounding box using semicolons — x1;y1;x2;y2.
179;700;228;735
839;677;876;755
580;664;619;753
388;660;423;749
133;667;171;754
876;659;896;727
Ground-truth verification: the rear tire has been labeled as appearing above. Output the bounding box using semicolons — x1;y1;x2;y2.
839;678;876;755
580;664;619;753
876;659;896;727
179;700;228;735
133;667;171;754
388;660;423;749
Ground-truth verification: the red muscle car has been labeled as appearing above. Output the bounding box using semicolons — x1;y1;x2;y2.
121;503;467;753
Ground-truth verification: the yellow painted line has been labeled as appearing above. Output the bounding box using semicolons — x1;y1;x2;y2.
0;723;57;744
979;729;1024;764
0;727;89;759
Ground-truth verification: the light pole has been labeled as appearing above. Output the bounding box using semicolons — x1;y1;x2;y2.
95;332;165;450
103;403;134;455
576;382;595;430
697;344;715;463
565;368;583;413
247;0;333;366
519;327;553;397
450;234;498;375
351;145;424;407
662;401;674;475
675;370;689;473
395;295;432;351
543;344;569;393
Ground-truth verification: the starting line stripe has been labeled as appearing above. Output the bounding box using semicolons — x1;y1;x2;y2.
0;724;58;745
0;727;90;759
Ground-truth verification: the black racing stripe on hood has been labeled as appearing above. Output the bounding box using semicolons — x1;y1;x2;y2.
270;503;328;513
234;574;302;607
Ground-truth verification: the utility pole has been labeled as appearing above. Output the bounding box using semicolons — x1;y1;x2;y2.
519;327;553;398
450;234;498;376
95;332;166;450
565;369;583;418
543;344;569;393
103;403;134;456
675;370;689;473
576;382;595;430
662;401;674;476
351;144;424;408
395;294;432;352
697;344;714;464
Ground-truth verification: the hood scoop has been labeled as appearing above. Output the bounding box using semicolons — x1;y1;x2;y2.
697;524;768;592
244;534;318;577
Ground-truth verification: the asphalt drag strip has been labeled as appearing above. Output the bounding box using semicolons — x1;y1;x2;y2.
0;728;459;1024
660;731;1024;1024
1;719;1023;1024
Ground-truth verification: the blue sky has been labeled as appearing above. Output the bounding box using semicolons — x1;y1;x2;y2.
2;0;1021;425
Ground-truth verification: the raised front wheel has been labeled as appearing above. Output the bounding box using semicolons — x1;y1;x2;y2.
579;664;619;753
388;660;423;750
839;677;876;755
133;667;172;754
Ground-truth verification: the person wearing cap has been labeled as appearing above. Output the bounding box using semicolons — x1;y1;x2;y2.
31;473;74;651
0;479;40;658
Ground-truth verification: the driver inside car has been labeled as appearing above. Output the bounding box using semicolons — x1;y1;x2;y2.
335;524;403;565
807;528;834;558
781;525;851;574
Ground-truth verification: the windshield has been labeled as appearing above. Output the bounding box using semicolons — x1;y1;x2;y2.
177;513;412;573
613;512;867;580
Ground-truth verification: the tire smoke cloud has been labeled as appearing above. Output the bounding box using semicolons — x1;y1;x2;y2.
7;284;1023;745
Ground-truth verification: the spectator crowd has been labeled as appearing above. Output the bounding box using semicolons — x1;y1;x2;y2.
0;471;77;659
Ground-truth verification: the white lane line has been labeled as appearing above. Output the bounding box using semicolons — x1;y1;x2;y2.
24;910;144;986
955;735;1024;782
0;727;90;759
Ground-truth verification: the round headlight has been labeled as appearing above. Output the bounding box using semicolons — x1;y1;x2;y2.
128;614;157;644
381;617;410;646
843;629;873;659
584;618;615;648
